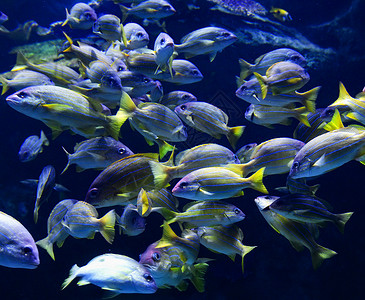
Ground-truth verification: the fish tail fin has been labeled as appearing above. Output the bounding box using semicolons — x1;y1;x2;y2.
253;72;268;99
11;52;29;72
156;139;174;159
227;126;245;149
120;23;128;47
36;237;55;261
224;163;248;177
294;107;310;127
0;76;9;95
61;8;70;27
240;245;257;273
62;264;80;290
40;130;49;146
33;207;39;224
335;212;354;234
61;146;71;174
323;109;344;131
156;207;177;224
99;210;116;244
190;263;209;293
238;58;253;81
149;161;174;190
311;245;337;270
106;92;134;140
119;5;129;23
247;167;268;194
78;60;87;78
298;86;321;113
155;221;177;248
62;32;73;53
137;188;152;217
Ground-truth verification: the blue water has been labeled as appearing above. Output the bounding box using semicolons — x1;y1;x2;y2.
0;0;364;299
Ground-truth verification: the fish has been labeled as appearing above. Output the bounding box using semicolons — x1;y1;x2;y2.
238;48;306;80
255;195;337;269
119;0;176;21
0;70;54;95
236;78;319;113
171;167;268;201
62;136;134;173
156;200;246;228
18;130;49;162
175;27;237;62
159;90;197;109
270;7;292;22
268;194;353;233
123;22;150;50
293;109;327;143
118;204;146;236
139;241;208;292
207;0;267;18
156;222;200;265
118;92;187;156
34;165;56;223
175;101;245;148
0;211;39;269
227;138;305;177
254;61;310;99
149;143;241;188
93;14;127;45
11;52;80;85
154;32;174;76
235;143;257;163
6;85;125;140
137;188;179;217
62;254;157;294
62;3;97;30
0;11;8;24
196;225;256;272
163;59;203;84
245;104;310;128
36;199;77;260
280;177;320;196
118;70;157;97
150;80;164;102
62;201;116;244
289;110;365;179
85;153;159;208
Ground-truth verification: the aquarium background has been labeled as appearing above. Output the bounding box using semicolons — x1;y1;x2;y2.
0;0;364;299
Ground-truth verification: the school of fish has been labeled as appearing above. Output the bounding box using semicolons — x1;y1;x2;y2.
0;0;358;296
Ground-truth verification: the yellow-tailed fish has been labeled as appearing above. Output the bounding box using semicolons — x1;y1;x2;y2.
235;143;257;163
137;188;179;217
270;7;292;22
159;90;197;110
154;32;174;77
93;14;127;46
293;109;327;143
62;3;97;30
18;130;49;162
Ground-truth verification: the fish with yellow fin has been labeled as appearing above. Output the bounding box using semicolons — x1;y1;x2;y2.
270;7;292;22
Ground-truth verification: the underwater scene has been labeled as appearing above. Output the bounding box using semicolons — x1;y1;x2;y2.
0;0;364;299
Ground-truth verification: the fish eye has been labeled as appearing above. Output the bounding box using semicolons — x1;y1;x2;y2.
191;70;199;75
234;208;241;214
250;112;254;121
152;252;160;261
163;5;171;9
17;91;27;99
84;12;92;20
233;154;239;161
117;66;125;72
182;94;190;100
264;196;271;200
143;273;153;282
240;86;247;91
222;32;231;37
292;161;300;169
136;32;143;38
180;105;186;111
179;181;188;187
89;188;99;198
118;147;126;154
23;246;32;254
160;38;165;45
143;78;150;83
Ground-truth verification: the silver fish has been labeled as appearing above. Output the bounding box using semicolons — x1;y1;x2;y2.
18;130;49;162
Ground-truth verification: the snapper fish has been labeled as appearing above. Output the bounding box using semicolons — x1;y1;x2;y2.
0;70;54;95
62;254;157;294
293;109;327;143
207;0;267;18
62;3;97;30
36;199;77;260
235;143;257;163
137;188;179;217
118;204;146;236
255;195;337;269
270;7;292;22
159;90;197;109
238;48;307;80
123;22;150;50
62;136;134;173
154;32;174;76
93;14;127;46
18;130;49;162
0;211;39;269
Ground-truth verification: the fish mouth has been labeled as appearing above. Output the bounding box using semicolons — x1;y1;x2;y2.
5;96;20;104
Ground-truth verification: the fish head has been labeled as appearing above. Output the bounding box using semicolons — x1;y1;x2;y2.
78;7;97;23
254;195;279;211
172;176;201;199
18;148;33;162
172;60;203;83
85;182;118;208
160;2;176;15
224;204;246;222
244;105;256;122
236;79;261;102
6;88;46;115
236;143;257;163
289;156;314;179
130;267;157;294
100;72;123;91
154;33;174;55
139;242;170;274
129;29;150;49
215;28;237;46
121;205;146;236
287;50;307;68
112;58;128;72
1;237;40;269
106;140;134;161
176;91;197;104
174;102;193;118
320;106;337;122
